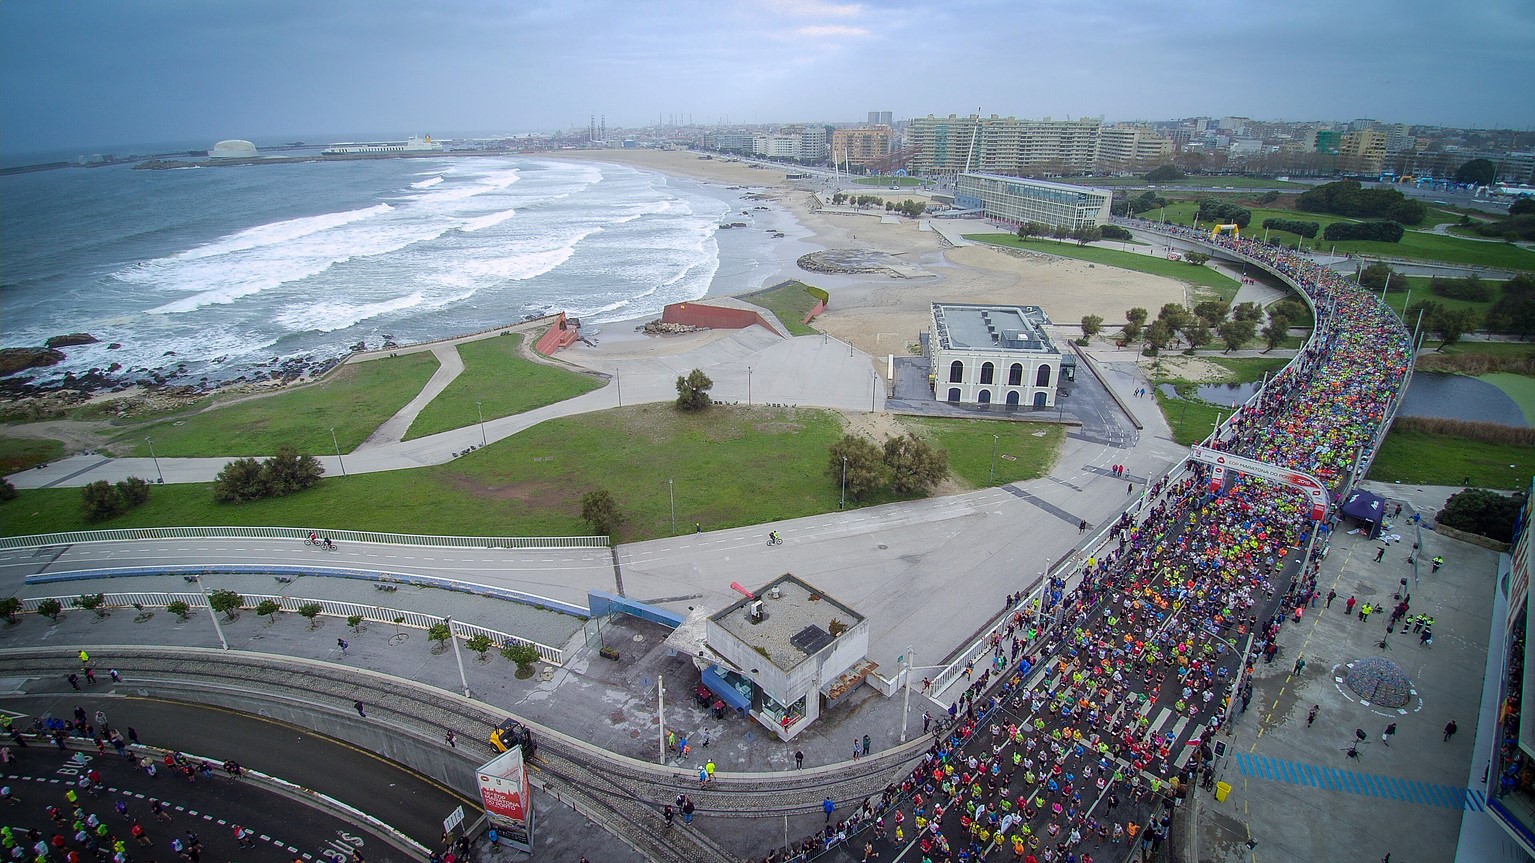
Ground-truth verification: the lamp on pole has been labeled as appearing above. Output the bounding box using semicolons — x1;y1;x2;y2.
747;365;752;406
187;575;228;651
990;434;998;485
616;368;623;407
657;675;667;764
330;427;346;477
840;456;847;509
444;616;472;698
899;645;915;742
475;401;487;446
145;437;164;484
668;478;676;534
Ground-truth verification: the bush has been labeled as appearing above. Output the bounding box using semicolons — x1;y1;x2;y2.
263;447;324;496
255;599;281;621
75;593;107;618
1182;252;1211;266
298;602;323;628
1437;488;1526;543
0;596;20;624
1261;218;1320;239
1323;221;1405;243
38;598;62;621
207;589;244;620
1100;224;1133;241
213;458;269;503
883;433;948;495
166;600;190;620
0;478;14;501
1359;263;1405;292
674;368;713;411
1196;199;1251;229
1145;165;1185;183
82;480;124;521
829;434;885;502
466;633;493;660
1487;275;1535;337
1471;213;1535;242
427;622;452;648
502;642;541;675
1296;180;1426;225
580;488;625;537
1430;275;1494;302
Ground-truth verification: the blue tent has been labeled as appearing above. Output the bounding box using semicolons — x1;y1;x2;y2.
1342;490;1388;538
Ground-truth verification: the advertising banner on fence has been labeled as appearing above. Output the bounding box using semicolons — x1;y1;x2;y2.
478;747;533;853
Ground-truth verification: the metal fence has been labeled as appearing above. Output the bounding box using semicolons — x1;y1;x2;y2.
14;591;563;665
0;526;609;551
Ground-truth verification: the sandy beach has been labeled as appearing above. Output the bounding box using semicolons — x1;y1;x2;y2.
544;148;1189;361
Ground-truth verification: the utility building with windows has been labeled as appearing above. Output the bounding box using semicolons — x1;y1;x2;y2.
929;302;1070;408
955;174;1112;232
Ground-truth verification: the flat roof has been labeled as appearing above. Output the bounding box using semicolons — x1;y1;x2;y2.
932;302;1060;354
710;574;864;673
959;172;1113;197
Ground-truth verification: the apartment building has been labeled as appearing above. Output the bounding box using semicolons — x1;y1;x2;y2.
1097;125;1174;172
1339;128;1388;174
904;114;1103;176
830;126;894;167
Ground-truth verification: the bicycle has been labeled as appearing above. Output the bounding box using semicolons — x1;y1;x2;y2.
766;534;783;546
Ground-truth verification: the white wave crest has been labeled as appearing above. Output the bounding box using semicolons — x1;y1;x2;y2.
410;176;444;189
460;208;517;232
164;204;393;262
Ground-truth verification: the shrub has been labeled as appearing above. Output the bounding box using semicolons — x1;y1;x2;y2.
0;596;20;624
883;433;948;495
1261;218;1320;239
263;446;324;496
1437;488;1526;543
427;622;452;647
1080;315;1104;337
1323;221;1405;243
75;593;107;618
255;599;281;621
38;598;63;621
674;368;713;411
1430;275;1494;302
1195;199;1251;229
347;614;364;632
502;642;541;677
213;458;268;503
82;480;124;521
466;633;493;661
580;488;625;537
1145;164;1184;183
207;589;244;620
0;478;15;501
1296;180;1426;225
1182;252;1211;266
298;602;323;628
828;434;885;502
1100;224;1133;241
166;600;190;620
116;476;151;507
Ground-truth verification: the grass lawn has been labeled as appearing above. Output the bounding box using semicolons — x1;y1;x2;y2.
1152;387;1225;446
1379;276;1497;318
1481;373;1535;424
1369;429;1533;490
739;280;824;337
966;234;1239;301
1201;357;1293;383
111;353;440;458
403;334;602;440
0;436;65;474
3;405;1066;540
853;176;924;187
897;417;1063;488
1423;341;1535;358
1063;176;1307;190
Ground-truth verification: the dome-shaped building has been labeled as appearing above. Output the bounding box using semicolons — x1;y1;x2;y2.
208;139;257;159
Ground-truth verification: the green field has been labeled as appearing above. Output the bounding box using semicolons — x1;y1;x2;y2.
111;353;440;458
965;234;1240;301
1482;373;1535;424
739;280;824;337
403;334;603;440
898;417;1063;487
1369;429;1532;490
2;407;1065;539
0;436;65;474
853;175;924;187
1062;176;1307;190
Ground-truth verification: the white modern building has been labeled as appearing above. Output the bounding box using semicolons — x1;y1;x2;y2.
321;135;443;155
702;575;873;741
955;173;1112;232
929;302;1068;408
208;139;257;159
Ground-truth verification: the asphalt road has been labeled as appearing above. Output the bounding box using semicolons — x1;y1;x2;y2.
1;692;476;856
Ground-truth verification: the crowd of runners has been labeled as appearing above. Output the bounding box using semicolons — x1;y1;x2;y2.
752;223;1412;862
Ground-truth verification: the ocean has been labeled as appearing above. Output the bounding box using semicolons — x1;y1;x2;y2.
0;155;767;390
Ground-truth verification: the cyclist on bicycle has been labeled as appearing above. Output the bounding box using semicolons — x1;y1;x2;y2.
323;537;334;550
769;531;781;544
308;531;318;545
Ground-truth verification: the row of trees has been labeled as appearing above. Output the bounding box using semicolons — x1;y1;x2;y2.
1362;267;1535;338
1016;222;1103;245
1195;199;1252;229
829;433;948;501
1296;180;1427;225
886;199;927;217
1466;198;1535;242
828;193;887;209
213;446;324;503
1112;191;1169;218
82;476;151;521
1261;217;1320;239
1112;298;1300;355
1322;220;1405;243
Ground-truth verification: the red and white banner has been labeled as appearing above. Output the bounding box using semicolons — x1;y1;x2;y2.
1189;446;1329;521
478;747;533;852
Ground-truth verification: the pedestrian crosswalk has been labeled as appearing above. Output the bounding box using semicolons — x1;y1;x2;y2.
1234;752;1485;811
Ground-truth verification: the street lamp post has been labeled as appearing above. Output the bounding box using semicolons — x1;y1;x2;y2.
668;478;676;534
840;456;847;509
990;434;998;485
747;366;752;406
616;368;623;407
899;645;915;742
475;401;487;447
444;616;472;699
187;575;228;651
331;427;346;477
145;437;164;484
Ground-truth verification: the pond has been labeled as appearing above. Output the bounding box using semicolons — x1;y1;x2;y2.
1158;381;1263;407
1399;372;1527;427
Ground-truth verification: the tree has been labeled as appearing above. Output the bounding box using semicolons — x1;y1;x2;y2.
297;603;323;629
1126;307;1149;327
0;596;20;624
1218;318;1256;352
116;476;151;508
38;598;62;621
1231;301;1264;323
1144;319;1174;354
1453;158;1497;186
347;614;364;632
75;593;107;618
1181;321;1212;352
1074;226;1102;246
1512;198;1535;216
466;633;494;662
580;488;625;537
1438;488;1526;542
1080;315;1104;338
1193;301;1228;327
0;477;15;501
1157;304;1192;332
1358;262;1398;291
1182;252;1211;266
427;622;453;651
883;433;947;495
1120;320;1143;343
82;480;123;521
1487;275;1535;337
1145;164;1185;183
831;192;846;205
166;600;190;621
1433;307;1481;349
213;458;268;503
828;434;885;502
1261;309;1291;353
263;446;324;497
674;368;713;411
1100;224;1133;241
502;642;541;678
255;599;281;622
207;589;244;620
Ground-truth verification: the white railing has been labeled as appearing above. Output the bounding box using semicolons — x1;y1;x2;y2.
0;526;609;551
15;591;563;665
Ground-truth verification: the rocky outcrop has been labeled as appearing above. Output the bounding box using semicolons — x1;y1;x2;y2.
0;347;66;376
44;333;99;349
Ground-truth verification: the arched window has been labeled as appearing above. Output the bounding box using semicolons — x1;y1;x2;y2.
980;362;995;385
947;387;961;403
949;361;964;383
1006;391;1020;406
1035;364;1052;387
1008;363;1023;386
978;390;992;404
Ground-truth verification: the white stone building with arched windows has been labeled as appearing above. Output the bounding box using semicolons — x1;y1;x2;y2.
928;302;1068;408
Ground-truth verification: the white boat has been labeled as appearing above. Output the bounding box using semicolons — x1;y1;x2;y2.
322;135;443;155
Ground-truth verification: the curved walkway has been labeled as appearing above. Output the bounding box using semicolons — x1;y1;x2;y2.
358;343;464;448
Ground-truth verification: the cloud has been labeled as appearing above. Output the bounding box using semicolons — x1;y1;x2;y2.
767;0;864;17
796;24;871;38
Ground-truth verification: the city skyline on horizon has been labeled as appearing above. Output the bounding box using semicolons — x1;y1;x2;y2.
3;0;1533;155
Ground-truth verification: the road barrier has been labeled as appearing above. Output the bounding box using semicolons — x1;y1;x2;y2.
0;525;609;551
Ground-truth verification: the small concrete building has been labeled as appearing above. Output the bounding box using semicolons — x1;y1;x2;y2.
703;575;873;741
929;302;1069;407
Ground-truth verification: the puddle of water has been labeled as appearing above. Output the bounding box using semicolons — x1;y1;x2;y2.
1158;381;1261;407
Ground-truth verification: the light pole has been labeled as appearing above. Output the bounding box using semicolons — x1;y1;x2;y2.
899;645;915;742
330;427;346;477
990;434;998;485
657;675;667;764
747;366;752;406
872;372;879;412
616;368;623;407
668;478;676;534
145;437;164;484
444;616;471;698
840;456;847;509
475;401;487;446
187;575;228;651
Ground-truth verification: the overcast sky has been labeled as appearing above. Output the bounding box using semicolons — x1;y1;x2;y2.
4;0;1533;154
